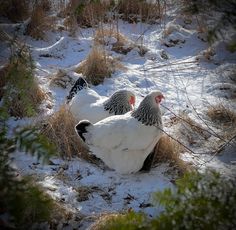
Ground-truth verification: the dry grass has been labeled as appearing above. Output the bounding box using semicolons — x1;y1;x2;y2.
90;213;122;230
76;185;111;202
169;113;211;147
0;0;29;22
112;40;134;55
153;135;191;175
95;27;148;56
63;15;78;36
40;0;51;12
41;105;86;158
181;114;211;139
49;199;84;229
207;104;236;125
76;186;93;202
202;47;215;61
25;2;54;40
94;28;127;45
40;105;98;163
49;69;75;89
61;0;111;28
76;46;122;85
95;27;127;44
60;0;164;28
117;0;164;23
94;28;134;55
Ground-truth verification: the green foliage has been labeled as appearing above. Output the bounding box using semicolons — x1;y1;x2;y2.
226;39;236;53
2;47;45;118
7;181;55;228
0;121;56;228
15;127;56;163
98;171;236;230
152;171;236;230
95;212;149;230
75;2;85;15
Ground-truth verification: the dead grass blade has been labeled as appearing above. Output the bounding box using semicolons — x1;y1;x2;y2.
153;135;191;175
49;70;76;89
76;46;123;85
117;0;164;24
25;2;55;40
0;0;29;22
207;104;236;125
40;105;98;164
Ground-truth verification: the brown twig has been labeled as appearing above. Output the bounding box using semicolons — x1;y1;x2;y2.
184;90;232;144
161;104;230;143
140;61;198;72
155;125;236;169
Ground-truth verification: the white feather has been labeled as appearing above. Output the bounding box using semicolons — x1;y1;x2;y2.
84;112;162;174
75;90;164;174
69;88;109;123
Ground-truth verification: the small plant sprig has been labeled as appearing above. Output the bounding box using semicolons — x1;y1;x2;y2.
2;46;45;118
0;119;56;228
91;170;236;230
152;171;236;229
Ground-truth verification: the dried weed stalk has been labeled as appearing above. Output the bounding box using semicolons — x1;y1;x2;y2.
90;213;122;230
0;0;29;22
25;2;54;40
117;0;163;23
41;105;97;164
61;0;111;28
153;135;190;175
94;27;134;55
207;104;236;125
76;46;122;85
49;70;75;89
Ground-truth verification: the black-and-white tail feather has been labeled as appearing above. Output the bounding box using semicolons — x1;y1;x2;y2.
66;77;88;103
75;120;92;142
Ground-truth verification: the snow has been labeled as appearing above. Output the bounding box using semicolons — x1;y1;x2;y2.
13;152;172;219
1;3;236;229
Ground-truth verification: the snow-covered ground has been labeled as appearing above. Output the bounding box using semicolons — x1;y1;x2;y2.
1;3;236;229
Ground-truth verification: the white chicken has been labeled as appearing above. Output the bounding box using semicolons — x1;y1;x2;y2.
67;77;136;123
75;90;164;174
